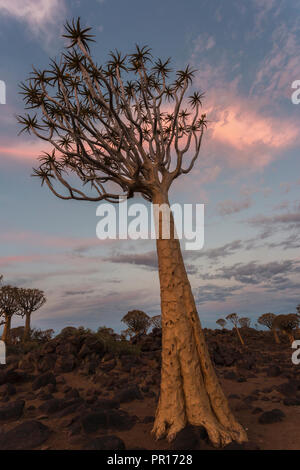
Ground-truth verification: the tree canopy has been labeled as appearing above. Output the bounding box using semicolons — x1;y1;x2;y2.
257;313;276;330
17;18;207;204
121;309;151;335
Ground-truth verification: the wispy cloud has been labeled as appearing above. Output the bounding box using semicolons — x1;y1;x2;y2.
217;197;252;216
0;0;67;45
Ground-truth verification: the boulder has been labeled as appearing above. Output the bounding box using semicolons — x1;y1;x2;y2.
0;399;25;421
258;409;285;424
0;420;51;450
32;372;56;391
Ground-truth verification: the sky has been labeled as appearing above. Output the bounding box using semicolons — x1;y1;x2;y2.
0;0;300;333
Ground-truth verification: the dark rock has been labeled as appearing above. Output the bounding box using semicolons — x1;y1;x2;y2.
32;372;56;391
81;411;107;433
258;409;286;424
252;407;263;414
90;398;120;411
114;385;142;403
38;393;54;401
143;415;154;423
0;399;25;421
39;397;83;416
224;371;237;380
37;355;56;373
0;369;29;385
99;359;116;373
106;409;137;430
0;383;16;397
56;342;77;356
54;355;76;373
78;336;105;359
237;376;247;383
81;409;136;434
266;366;281;377
277;381;299;397
55;400;85;418
41;342;56;355
211;342;238;367
65;388;80;399
283;397;300;406
0;420;51;450
171;425;206;450
39;398;65;414
18;358;35;372
84;435;126;450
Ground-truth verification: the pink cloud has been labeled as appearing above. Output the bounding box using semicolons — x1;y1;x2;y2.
0;231;115;251
0;140;51;162
0;255;43;267
206;99;299;169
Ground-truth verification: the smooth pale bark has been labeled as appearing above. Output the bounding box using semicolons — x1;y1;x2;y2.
151;192;248;448
273;329;280;344
235;326;244;346
1;315;11;344
23;313;31;342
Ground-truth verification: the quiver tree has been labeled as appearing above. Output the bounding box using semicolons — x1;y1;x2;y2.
16;288;46;341
151;314;162;329
17;18;247;447
257;312;276;331
272;314;300;345
225;313;244;346
121;310;151;336
0;286;21;344
216;318;226;329
238;317;251;329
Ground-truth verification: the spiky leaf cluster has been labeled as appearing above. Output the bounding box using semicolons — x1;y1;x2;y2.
18;18;207;203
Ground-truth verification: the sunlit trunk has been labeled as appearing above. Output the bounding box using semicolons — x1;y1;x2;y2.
1;315;11;344
151;192;248;447
273;329;280;344
235;326;244;345
23;313;31;342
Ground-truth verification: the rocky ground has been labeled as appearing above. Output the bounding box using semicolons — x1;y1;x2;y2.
0;326;299;450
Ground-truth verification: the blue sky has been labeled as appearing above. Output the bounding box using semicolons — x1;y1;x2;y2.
0;0;300;333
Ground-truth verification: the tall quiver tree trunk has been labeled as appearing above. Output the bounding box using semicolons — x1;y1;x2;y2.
2;315;11;344
151;192;248;447
235;326;244;346
24;312;31;342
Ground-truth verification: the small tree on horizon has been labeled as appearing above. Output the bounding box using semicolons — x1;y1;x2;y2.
0;286;22;344
17;18;247;446
238;317;251;328
272;314;300;344
216;318;226;329
225;313;244;346
151;315;162;329
121;310;151;336
17;288;46;341
257;313;276;331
